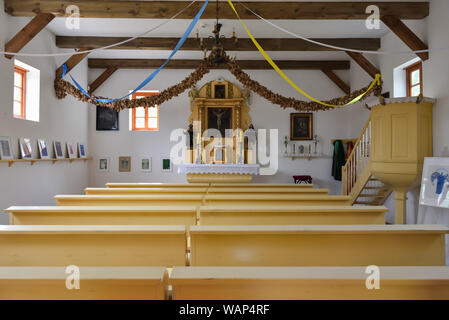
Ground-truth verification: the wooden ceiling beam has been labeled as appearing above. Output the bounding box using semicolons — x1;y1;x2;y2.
321;69;350;95
56;47;92;79
88;67;118;95
4;13;55;59
4;1;429;20
56;36;381;52
381;15;429;61
88;59;350;70
345;51;380;79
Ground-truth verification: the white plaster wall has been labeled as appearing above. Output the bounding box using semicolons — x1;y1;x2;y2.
87;68;355;195
0;4;89;224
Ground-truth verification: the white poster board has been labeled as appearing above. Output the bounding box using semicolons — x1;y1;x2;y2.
419;157;449;208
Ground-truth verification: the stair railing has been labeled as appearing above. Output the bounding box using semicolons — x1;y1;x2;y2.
342;116;372;196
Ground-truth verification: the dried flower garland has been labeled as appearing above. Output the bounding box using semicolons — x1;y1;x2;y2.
54;53;382;112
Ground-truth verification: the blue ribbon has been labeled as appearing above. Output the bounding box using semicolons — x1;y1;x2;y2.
62;0;209;103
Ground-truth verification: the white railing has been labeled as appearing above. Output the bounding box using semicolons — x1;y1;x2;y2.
342;117;372;196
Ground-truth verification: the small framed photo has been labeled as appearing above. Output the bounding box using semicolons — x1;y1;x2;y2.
96;106;119;131
0;136;13;160
419;157;449;208
78;143;87;159
98;158;110;172
67;143;77;159
54;141;65;159
37;139;50;159
162;158;172;172
19;138;33;159
290;113;313;141
119;156;131;172
141;157;152;172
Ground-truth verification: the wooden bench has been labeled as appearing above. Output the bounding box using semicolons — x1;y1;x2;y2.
106;183;314;189
6;206;198;226
0;267;167;300
0;226;187;267
203;194;351;206
190;225;448;266
199;206;387;225
170;266;449;300
54;194;204;206
106;183;210;188
85;187;208;195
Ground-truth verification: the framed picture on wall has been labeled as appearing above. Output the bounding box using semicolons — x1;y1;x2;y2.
98;158;110;172
141;157;152;172
54;141;65;159
290;113;313;141
0;136;13;160
37;139;50;159
78;143;87;159
96;106;119;131
19;138;33;159
162;158;172;172
119;156;131;172
419;157;449;208
67;143;77;159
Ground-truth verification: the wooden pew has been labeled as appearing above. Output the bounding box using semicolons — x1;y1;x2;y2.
0;226;187;267
85;187;328;196
54;194;204;206
0;267;167;300
199;206;387;225
106;183;314;189
190;225;448;266
170;266;449;300
106;183;209;188
6;206;198;226
203;194;351;206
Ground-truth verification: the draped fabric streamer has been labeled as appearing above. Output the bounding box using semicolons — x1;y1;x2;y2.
226;0;381;108
54;54;382;112
61;0;209;103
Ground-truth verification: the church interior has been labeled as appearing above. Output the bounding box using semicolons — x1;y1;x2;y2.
1;0;449;301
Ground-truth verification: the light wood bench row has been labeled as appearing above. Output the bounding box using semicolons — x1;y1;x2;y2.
53;194;351;206
6;205;388;226
0;267;167;300
0;225;446;267
106;183;314;189
2;266;449;300
85;187;329;195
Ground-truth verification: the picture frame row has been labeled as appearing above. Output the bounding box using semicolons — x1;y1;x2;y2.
98;157;172;173
0;136;87;160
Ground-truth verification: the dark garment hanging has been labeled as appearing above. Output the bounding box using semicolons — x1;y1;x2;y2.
332;140;346;181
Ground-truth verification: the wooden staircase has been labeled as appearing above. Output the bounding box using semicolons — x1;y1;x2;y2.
342;116;393;205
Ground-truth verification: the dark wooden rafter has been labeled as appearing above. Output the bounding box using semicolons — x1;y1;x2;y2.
88;59;350;70
56;47;92;79
4;13;55;59
88;66;118;94
381;15;429;61
321;69;350;95
4;1;429;20
345;51;380;79
56;36;381;52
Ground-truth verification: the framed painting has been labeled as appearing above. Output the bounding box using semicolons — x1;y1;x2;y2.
0;136;13;160
19;138;33;159
67;143;77;159
98;158;110;172
54;141;65;159
78;143;87;159
162;158;172;172
419;157;449;208
96;106;119;131
141;157;152;172
290;113;313;141
37;139;50;159
119;156;131;172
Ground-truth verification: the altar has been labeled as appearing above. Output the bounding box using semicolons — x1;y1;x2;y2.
178;164;260;183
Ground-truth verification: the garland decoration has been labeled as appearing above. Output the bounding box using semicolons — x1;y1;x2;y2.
55;47;382;112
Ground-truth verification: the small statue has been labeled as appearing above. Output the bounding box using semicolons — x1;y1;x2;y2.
188;86;198;103
284;136;288;155
242;88;251;104
186;124;194;149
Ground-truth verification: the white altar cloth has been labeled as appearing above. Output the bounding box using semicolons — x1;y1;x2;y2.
178;164;260;175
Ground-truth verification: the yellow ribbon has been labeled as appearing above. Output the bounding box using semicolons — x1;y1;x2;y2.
226;0;381;108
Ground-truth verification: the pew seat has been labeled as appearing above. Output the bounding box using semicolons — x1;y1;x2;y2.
190;225;449;267
170;266;449;300
0;267;167;300
106;183;314;189
54;194;204;206
204;194;351;206
0;225;187;267
6;206;198;226
199;205;387;225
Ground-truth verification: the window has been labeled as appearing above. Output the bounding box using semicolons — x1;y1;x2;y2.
405;61;423;97
131;91;159;131
13;65;27;119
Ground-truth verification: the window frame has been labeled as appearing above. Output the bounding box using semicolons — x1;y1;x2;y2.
131;91;160;131
405;61;423;97
13;65;28;119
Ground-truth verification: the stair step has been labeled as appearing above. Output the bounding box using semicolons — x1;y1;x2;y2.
354;201;378;205
364;187;387;190
359;194;385;198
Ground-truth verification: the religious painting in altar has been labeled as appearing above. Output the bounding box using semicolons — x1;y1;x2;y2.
290;113;313;141
207;107;232;136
